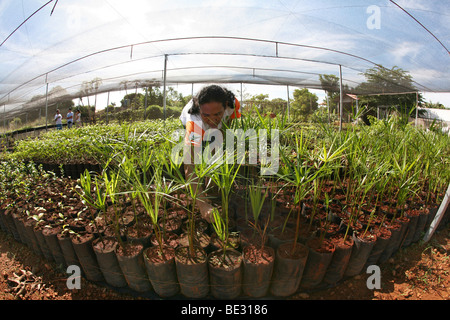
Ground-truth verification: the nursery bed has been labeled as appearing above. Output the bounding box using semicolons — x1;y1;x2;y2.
0;224;447;300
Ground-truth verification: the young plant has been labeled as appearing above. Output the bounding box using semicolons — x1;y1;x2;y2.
132;150;182;256
162;138;216;258
389;144;421;221
247;178;271;253
210;207;227;248
278;131;318;254
207;150;243;260
248;179;268;225
103;169;124;248
78;169;107;245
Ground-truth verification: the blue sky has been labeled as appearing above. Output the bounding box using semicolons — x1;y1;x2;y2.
0;0;449;111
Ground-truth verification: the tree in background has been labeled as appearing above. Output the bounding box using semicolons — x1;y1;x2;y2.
270;97;288;116
319;74;340;114
80;78;103;124
246;94;270;115
57;99;75;112
290;88;318;122
423;101;446;109
167;87;191;109
356;66;423;122
95;86;188;122
142;86;163;107
121;93;145;109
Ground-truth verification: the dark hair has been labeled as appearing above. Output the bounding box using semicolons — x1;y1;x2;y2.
188;85;235;115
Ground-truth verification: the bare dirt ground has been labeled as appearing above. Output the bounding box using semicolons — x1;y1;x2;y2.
0;225;448;301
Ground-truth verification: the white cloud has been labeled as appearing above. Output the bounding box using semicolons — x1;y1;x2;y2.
389;41;422;65
391;0;431;11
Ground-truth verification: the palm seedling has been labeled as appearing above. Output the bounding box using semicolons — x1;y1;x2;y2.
102;169;125;248
134;164;167;257
162;138;216;258
246;178;270;252
278;130;319;255
138;147;184;251
315;132;349;243
207;150;243;261
78;169;107;245
389;143;421;222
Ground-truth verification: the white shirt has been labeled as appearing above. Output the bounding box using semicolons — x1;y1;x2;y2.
54;113;62;125
179;100;193;127
67;111;74;123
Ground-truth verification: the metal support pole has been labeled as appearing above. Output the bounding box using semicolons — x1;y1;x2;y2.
327;94;330;124
106;91;110;125
339;65;343;131
94;93;97;124
45;75;49;131
356;97;359;118
144;89;148;120
423;183;450;242
286;85;290;122
163;54;168;124
133;84;137;123
415;91;419;127
240;83;243;106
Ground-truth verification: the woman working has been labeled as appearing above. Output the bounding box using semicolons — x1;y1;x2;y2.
179;85;241;223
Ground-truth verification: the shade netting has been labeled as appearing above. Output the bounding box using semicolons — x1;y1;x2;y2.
0;0;448;118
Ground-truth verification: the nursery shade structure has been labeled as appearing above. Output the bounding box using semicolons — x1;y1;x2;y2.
0;0;449;118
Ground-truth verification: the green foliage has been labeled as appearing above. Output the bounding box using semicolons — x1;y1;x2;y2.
0;105;448;267
146;105;163;119
356;66;422;118
8;119;182;165
9;117;22;130
290;88;319;122
248;180;268;231
319;74;340;113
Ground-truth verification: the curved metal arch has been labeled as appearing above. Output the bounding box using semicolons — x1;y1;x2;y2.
1;36;383;103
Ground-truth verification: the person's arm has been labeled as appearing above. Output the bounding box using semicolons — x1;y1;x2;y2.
184;162;215;223
183;121;215;223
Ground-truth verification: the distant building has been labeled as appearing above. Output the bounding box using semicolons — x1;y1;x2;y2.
416;107;450;133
